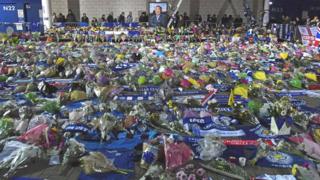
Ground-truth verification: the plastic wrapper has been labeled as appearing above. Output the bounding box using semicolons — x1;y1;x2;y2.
311;114;320;124
164;137;193;170
294;164;320;180
198;136;226;161
289;133;320;160
85;82;95;98
18;106;33;120
139;164;167;180
140;142;159;169
27;112;54;130
0;140;42;176
49;149;61;166
18;123;56;148
80;151;129;174
90;113;117;140
62;138;86;165
16;106;32;133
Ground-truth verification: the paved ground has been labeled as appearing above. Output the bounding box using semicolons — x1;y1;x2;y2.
1;95;319;180
2;160;291;180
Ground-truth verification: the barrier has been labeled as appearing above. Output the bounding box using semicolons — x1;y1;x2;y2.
53;22;140;28
0;22;43;34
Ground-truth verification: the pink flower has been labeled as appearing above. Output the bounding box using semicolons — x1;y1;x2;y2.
196;168;206;177
188;174;196;180
180;79;191;88
162;68;175;79
176;171;188;180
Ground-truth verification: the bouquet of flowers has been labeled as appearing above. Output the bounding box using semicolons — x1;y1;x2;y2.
80;151;130;174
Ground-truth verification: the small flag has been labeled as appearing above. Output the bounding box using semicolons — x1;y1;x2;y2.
228;89;235;107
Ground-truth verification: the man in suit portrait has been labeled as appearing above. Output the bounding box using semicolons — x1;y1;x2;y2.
149;6;168;27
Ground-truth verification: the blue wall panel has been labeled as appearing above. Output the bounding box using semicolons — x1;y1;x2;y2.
0;0;43;32
0;3;18;22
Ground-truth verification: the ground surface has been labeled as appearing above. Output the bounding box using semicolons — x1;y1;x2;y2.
1;94;319;180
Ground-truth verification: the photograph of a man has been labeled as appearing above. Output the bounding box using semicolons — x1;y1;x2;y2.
149;6;168;27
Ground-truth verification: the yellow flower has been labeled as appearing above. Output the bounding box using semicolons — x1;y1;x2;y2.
253;71;267;81
56;57;65;65
305;72;317;82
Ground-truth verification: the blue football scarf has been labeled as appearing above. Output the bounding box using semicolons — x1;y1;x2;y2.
173;90;207;96
122;85;160;93
14;78;75;84
255;174;296;180
0;98;8;105
62;98;100;111
64;124;100;141
113;94;155;101
75;131;158;151
298;105;320;113
216;107;234;113
191;124;284;139
192;127;246;137
259;117;294;129
172;93;247;105
111;63;138;72
75;136;140;152
83;63;98;69
183;115;237;130
256;151;313;168
183;136;203;159
242;125;283;140
275;91;305;97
